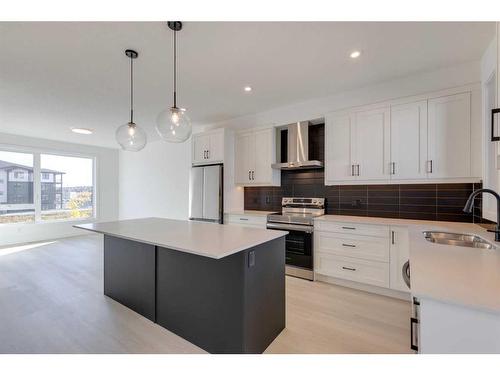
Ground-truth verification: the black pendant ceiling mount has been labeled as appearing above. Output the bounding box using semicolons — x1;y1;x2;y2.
115;48;147;151
167;21;182;31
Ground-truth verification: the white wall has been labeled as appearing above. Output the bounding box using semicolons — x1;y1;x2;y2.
0;132;119;246
119;138;191;220
210;61;481;131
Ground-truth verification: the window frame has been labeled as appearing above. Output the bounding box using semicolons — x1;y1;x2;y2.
0;143;97;226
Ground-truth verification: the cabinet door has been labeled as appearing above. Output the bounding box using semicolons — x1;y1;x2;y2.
192;134;210;164
390;101;428;180
389;226;410;292
428;92;471;178
234;132;253;184
253;129;272;184
325;113;356;183
208;131;224;162
353;107;390;181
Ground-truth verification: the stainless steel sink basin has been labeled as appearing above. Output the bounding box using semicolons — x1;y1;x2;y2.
423;231;496;250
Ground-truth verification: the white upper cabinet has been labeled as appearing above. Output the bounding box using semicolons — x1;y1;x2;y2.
234;127;280;186
325;107;389;184
192;129;225;165
428;92;471;179
325;88;477;185
325;114;356;183
235;131;253;184
390;100;428;180
353;107;390;181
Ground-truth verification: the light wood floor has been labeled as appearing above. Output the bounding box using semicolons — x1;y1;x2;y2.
0;235;411;354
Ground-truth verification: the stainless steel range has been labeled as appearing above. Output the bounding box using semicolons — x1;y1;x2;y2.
266;197;325;280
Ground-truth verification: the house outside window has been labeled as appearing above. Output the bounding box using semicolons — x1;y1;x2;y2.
0;150;95;224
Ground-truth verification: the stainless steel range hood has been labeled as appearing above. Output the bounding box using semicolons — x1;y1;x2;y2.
271;121;324;170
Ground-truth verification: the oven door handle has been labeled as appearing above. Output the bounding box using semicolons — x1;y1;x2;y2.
266;222;313;233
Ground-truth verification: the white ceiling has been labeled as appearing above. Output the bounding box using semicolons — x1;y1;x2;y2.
0;22;495;148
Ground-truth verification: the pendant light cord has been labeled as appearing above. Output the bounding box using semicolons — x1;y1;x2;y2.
130;55;134;123
173;29;177;109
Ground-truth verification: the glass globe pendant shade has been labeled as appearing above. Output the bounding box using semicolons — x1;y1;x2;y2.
116;122;147;151
155;107;192;143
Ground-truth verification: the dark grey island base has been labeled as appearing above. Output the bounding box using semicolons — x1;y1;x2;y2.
103;234;286;354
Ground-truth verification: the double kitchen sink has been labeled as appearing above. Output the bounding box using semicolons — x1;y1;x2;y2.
423;231;497;250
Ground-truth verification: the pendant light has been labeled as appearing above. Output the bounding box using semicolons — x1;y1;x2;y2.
116;49;147;151
156;21;192;143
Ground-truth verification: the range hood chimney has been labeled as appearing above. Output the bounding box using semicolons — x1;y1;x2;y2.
271;121;324;170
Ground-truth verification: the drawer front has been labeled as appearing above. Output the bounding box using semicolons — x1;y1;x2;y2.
225;214;267;227
315;232;390;262
315;253;390;288
315;221;389;238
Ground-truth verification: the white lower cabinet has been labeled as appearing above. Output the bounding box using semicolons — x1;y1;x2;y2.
389;226;410;292
314;219;410;294
224;213;267;229
315;253;390;288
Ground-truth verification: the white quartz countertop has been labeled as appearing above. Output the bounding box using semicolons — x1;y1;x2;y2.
407;221;500;313
75;217;287;259
316;214;500;313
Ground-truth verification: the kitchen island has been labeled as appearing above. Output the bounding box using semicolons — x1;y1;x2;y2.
75;217;287;354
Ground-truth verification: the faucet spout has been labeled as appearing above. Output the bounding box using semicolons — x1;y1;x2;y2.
463;188;500;241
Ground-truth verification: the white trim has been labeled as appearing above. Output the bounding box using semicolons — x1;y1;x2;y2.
314;273;410;301
325;83;480;118
0;143;98;226
324;178;482;186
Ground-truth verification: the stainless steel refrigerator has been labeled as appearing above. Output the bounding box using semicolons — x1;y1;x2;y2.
189;164;223;223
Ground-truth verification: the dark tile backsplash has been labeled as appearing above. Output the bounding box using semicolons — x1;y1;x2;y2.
244;168;485;223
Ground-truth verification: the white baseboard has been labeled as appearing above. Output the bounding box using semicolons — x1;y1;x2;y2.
315;273;411;301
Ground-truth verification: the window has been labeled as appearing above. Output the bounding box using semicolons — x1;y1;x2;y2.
0;149;95;225
0;150;35;224
41;154;94;221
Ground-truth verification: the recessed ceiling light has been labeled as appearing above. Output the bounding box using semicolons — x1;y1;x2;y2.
350;50;361;59
71;127;94;135
244;86;252;92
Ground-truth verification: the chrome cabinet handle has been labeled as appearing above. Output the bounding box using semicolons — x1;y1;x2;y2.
248;171;251;181
207;149;210;159
342;226;356;230
251;171;255;180
356;164;360;176
342;243;356;248
391;162;396;175
342;266;356;271
391;230;395;245
351;164;354;176
239;218;249;221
